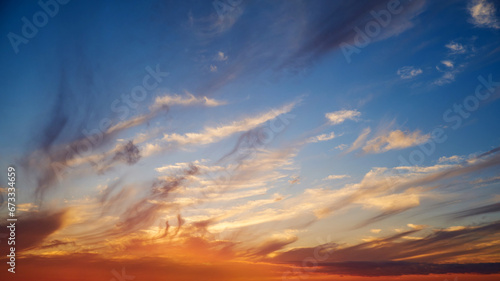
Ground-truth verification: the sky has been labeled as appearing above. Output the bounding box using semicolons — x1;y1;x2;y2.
1;0;500;280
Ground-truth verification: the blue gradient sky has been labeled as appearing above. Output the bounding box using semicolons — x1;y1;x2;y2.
1;0;500;280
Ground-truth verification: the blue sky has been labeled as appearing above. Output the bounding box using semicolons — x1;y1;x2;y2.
1;0;500;280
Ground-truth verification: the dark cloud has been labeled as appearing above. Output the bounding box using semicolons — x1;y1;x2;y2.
315;261;500;276
0;210;67;253
273;221;500;266
452;203;500;219
112;141;141;165
38;239;76;250
196;0;426;94
106;164;200;237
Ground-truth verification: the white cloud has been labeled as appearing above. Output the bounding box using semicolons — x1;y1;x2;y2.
468;0;500;29
335;144;348;151
323;174;350;181
210;65;218;72
307;132;335;143
397;66;423;79
151;92;226;110
217;51;228;61
434;71;457;86
438;155;465;163
346;127;371;153
325;110;360;125
363;130;430;154
445;41;467;55
161;101;298;146
434;60;466;86
441;60;454;68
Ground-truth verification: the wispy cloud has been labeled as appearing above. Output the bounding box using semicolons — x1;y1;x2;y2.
346;127;371;153
440;60;454;68
325;110;360;125
307;132;336;143
335;144;348;151
323;174;350;180
468;0;500;29
451;202;500;219
151;92;226;110
363;130;430;154
157;101;298;148
216;51;228;61
397;66;423;79
438;155;465;163
445;41;467;55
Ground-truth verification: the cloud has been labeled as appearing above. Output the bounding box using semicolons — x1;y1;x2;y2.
445;41;467;54
209;65;218;72
361;193;420;211
468;0;500;29
346;127;371;153
279;0;426;70
307;132;335;143
452;203;500;219
250;235;298;257
407;223;427;230
362;130;430;154
370;229;381;234
354;192;421;228
335;144;348;150
151;92;226;110
438;155;465;163
397;66;423;79
273;220;500;269
158;101;298;148
313;261;500;277
217;51;228;61
0;210;68;253
112;141;141;165
471;175;500;186
440;60;454;68
325;110;360;125
323;174;350;180
288;176;300;184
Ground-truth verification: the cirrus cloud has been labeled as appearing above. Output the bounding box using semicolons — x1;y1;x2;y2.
397;66;423;79
363;130;430;154
325;110;360;125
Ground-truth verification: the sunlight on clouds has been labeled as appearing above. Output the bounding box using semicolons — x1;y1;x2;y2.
325;109;360;125
323;174;350;180
438;155;465;163
346;127;371;153
468;0;500;29
161;101;298;146
307;132;335;143
360;193;420;211
445;41;467;54
151;92;226;109
441;60;454;68
363;130;430;154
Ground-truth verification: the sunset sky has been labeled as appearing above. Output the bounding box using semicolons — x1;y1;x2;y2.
1;0;500;280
